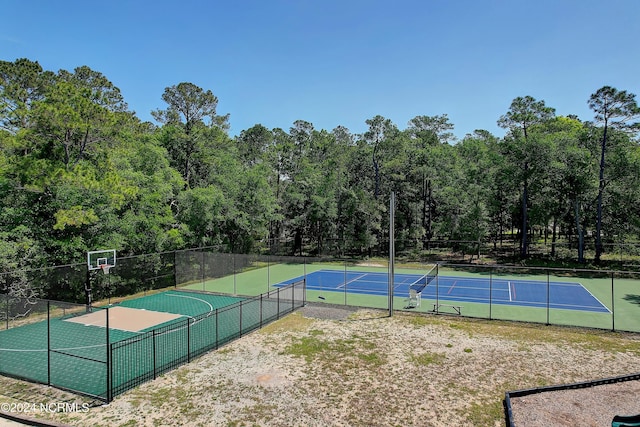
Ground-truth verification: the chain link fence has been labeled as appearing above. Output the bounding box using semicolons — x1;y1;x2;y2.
1;247;639;402
0;280;305;402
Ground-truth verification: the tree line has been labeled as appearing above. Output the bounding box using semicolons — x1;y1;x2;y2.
1;58;639;275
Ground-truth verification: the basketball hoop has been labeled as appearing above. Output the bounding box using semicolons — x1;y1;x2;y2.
87;249;116;273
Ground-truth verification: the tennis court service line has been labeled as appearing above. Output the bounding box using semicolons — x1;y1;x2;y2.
509;281;518;301
447;281;457;294
508;281;512;302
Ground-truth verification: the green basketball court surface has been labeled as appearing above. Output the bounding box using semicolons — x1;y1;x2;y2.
0;289;293;400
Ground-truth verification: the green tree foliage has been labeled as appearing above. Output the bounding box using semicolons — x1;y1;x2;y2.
0;58;55;134
277;121;341;255
0;61;186;278
454;132;496;250
540;117;594;262
2;57;640;289
498;96;556;257
236;124;272;166
588;86;640;261
405;115;456;248
152;82;230;187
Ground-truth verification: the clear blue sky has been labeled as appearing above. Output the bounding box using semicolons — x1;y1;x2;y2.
2;0;639;139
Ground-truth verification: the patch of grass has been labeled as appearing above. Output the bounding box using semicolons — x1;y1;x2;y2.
284;336;327;362
409;351;446;366
357;352;385;366
283;335;387;367
260;311;314;334
217;347;234;355
405;314;431;327
175;368;191;384
464;400;505;426
402;312;449;328
330;338;359;354
145;387;174;407
464;348;473;353
236;403;280;424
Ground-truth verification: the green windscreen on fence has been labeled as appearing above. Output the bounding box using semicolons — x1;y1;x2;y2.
0;280;306;401
3;248;640;401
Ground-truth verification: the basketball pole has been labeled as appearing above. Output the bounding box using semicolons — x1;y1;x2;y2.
85;269;92;313
389;192;395;317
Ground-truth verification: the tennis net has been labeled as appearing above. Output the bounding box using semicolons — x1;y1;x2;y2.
410;265;438;291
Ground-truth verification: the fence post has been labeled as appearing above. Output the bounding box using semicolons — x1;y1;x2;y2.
259;294;263;329
388;191;395;317
239;302;243;337
611;272;615;332
106;306;111;402
489;270;493;320
187;318;191;363
152;330;157;380
344;259;347;306
173;250;177;289
215;308;219;350
435;272;440;312
47;301;51;386
201;250;205;292
107;342;112;403
546;270;550;325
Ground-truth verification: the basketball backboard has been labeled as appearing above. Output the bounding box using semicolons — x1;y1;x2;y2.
87;249;117;271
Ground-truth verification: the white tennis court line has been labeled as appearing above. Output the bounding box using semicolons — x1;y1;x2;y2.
577;282;612;314
508;281;512;302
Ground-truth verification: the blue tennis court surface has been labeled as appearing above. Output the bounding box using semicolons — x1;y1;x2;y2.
277;269;610;313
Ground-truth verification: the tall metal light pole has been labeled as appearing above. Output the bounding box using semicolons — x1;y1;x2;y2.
388;192;395;317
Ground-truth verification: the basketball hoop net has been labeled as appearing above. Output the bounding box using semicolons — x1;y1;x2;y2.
100;264;112;275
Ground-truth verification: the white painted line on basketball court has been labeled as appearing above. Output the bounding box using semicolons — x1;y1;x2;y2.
0;343;106;352
166;293;214;313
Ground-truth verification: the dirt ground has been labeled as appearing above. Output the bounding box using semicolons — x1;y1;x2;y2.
1;304;639;426
509;379;640;426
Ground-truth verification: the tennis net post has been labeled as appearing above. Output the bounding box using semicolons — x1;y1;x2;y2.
425;264;438;286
